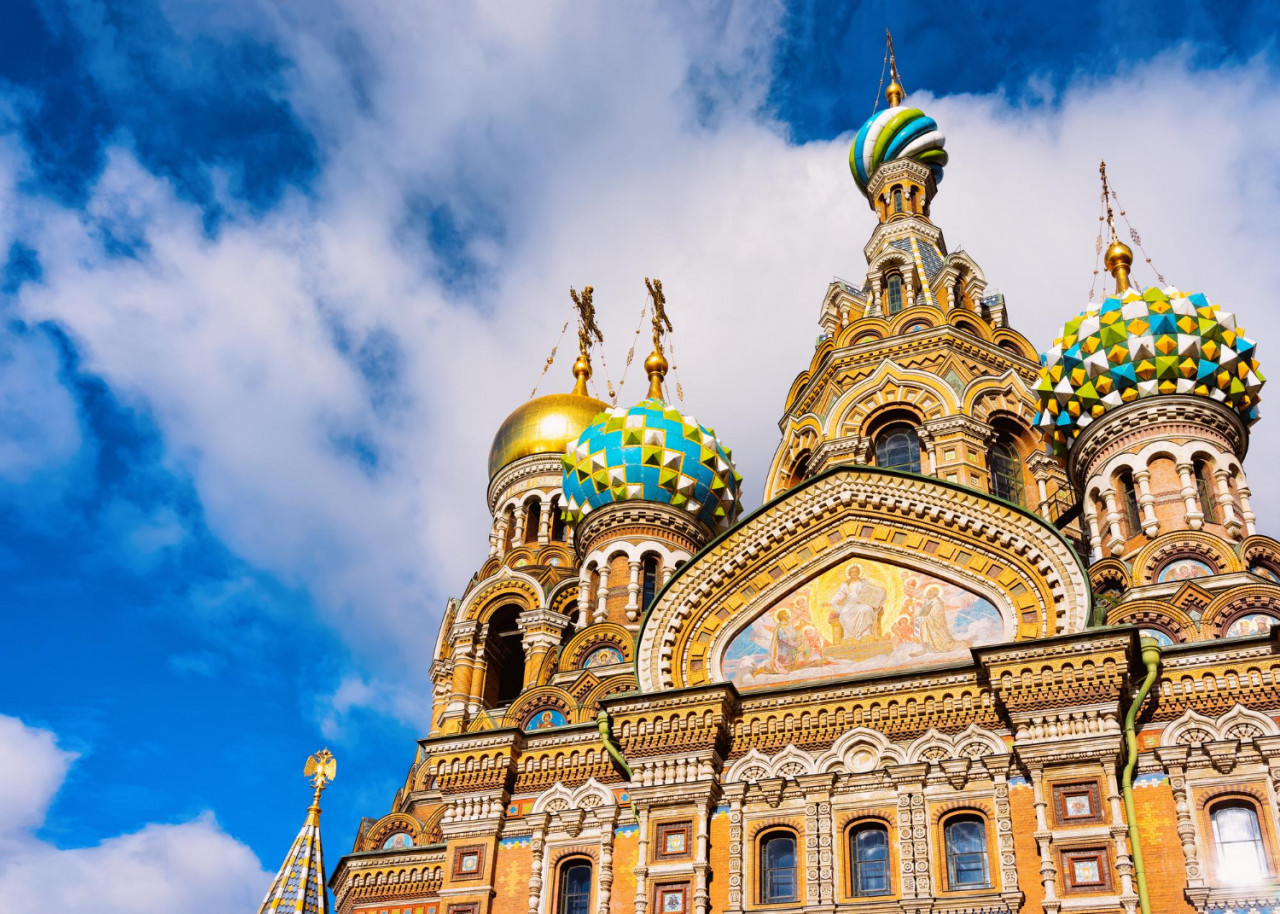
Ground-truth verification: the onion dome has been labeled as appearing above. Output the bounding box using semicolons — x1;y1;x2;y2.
1035;286;1265;455
488;355;609;479
560;350;743;531
849;96;947;194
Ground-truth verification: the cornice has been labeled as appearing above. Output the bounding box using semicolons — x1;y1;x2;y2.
574;499;712;559
487;452;564;513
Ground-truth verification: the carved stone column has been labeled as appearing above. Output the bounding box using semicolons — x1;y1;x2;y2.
518;608;570;689
724;784;746;914
1102;762;1138;913
577;567;591;630
625;559;642;620
693;796;714;914
1101;486;1125;555
984;755;1023;910
1134;468;1159;537
512;504;527;547
799;774;837;912
1025;760;1060;914
633;804;650;914
595;563;610;624
597;805;618;914
527;812;549;914
887;763;930;905
494;514;511;557
1083;499;1103;562
537;497;551;545
1214;467;1243;537
1237;475;1258;536
1154;747;1206;894
1177;462;1205;530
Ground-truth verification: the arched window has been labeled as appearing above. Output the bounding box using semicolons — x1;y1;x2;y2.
1195;459;1218;524
988;438;1024;505
558;859;592;914
1212;802;1268;884
1116;469;1141;537
875;423;921;474
886;273;904;314
484;605;526;707
892;187;904;213
502;505;516;551
549;495;567;542
944;815;990;890
641;554;660;611
849;823;890;897
953;277;965;309
759;831;798;904
525;499;541;542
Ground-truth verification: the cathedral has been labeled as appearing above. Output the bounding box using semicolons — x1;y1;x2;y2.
260;43;1280;914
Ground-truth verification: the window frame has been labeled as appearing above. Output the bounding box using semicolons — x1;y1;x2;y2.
556;858;594;914
758;829;800;905
942;813;991;892
875;422;922;474
886;272;904;314
1209;799;1270;885
847;821;892;898
987;436;1025;505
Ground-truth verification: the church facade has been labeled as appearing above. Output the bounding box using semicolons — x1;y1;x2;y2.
265;46;1280;914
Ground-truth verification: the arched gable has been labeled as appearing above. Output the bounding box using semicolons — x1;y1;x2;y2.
634;466;1090;693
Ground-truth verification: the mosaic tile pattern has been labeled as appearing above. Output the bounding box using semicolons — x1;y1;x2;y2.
1036;287;1264;455
257;819;327;914
561;398;743;531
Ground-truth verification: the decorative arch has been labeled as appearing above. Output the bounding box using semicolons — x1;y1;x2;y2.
1104;599;1194;643
813;727;906;774
963;372;1037;426
829;362;957;439
577;675;637;719
458;570;544;623
906;724;1006;765
1202;584;1280;637
558;622;635;672
532;777;617;814
1131;531;1242;585
835;317;893;350
359;812;424;851
503;685;579;730
634;466;1090;693
1160;704;1280;747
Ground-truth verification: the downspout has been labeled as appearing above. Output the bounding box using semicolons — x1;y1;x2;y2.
1123;636;1163;914
596;710;638;823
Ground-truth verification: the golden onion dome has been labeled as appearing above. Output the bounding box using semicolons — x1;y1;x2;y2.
488;357;608;479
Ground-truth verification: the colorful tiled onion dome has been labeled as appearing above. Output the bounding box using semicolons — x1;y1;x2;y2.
1035;286;1265;456
560;397;743;531
849;103;947;194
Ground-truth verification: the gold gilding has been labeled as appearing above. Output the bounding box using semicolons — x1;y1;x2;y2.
488;391;608;478
1105;238;1134;294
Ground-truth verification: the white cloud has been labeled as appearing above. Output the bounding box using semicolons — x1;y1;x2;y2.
0;715;269;914
3;7;1280;722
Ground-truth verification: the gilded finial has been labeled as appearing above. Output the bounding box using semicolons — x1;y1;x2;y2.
303;748;336;824
570;285;603;396
644;277;671;400
885;29;904;107
1099;161;1133;294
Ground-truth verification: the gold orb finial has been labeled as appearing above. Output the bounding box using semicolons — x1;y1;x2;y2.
885;29;905;107
571;353;592;396
644;349;669;400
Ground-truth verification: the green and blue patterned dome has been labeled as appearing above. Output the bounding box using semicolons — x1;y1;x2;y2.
1035;286;1264;456
560;397;743;531
850;103;948;194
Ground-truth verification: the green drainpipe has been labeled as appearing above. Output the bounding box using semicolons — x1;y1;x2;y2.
1123;636;1163;914
596;711;638;823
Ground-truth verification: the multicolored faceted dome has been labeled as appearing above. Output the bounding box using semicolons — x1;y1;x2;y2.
560;398;743;531
1035;287;1265;455
850;104;948;194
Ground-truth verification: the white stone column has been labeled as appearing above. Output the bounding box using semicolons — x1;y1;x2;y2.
724;786;746;914
1238;473;1258;536
537;497;551;544
869;277;883;317
625;559;642;620
597;807;617;914
1134;468;1159;537
1214;468;1243;537
1102;763;1138;912
595;563;610;624
633;805;650;914
1177;462;1204;530
1102;487;1125;555
495;514;511;557
1083;499;1103;562
577;566;592;630
1027;762;1059;912
1154;748;1205;891
512;504;527;546
527;813;548;914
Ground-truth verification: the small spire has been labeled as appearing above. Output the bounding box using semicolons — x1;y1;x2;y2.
643;277;671;400
258;749;336;914
1099;160;1133;294
570;285;602;396
885;29;904;107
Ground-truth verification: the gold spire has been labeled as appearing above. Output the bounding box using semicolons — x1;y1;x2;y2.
257;749;335;914
643;277;671;400
885;29;904;107
570;285;602;396
1099;160;1133;294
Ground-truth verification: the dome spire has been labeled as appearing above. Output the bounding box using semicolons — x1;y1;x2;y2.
257;749;335;914
885;29;904;107
643;277;671;401
570;284;603;396
1099;160;1134;294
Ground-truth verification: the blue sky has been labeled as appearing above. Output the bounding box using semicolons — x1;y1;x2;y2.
1;1;1278;909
